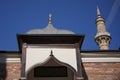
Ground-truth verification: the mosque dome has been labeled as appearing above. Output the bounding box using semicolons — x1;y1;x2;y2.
26;14;75;34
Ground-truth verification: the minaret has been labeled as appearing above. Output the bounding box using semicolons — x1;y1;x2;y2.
95;6;111;50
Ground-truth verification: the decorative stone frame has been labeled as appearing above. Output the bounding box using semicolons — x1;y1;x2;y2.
17;34;85;80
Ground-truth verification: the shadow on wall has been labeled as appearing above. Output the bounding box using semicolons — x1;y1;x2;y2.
81;61;88;80
0;52;7;80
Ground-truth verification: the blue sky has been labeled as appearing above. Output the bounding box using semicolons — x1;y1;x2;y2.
0;0;119;51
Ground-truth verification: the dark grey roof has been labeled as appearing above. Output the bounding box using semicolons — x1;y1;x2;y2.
26;24;75;34
26;14;75;34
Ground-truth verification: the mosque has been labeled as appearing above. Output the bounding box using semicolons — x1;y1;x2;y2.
0;6;120;80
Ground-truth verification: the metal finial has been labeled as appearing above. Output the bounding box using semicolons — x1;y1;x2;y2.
48;14;52;24
50;50;53;56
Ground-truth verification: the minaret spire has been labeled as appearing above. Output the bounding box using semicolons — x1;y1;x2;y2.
48;13;52;24
95;6;111;50
97;5;101;16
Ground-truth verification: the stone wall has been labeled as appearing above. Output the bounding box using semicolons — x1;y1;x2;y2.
0;63;21;80
83;62;120;80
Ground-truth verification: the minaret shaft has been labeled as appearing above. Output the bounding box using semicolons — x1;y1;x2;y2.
95;6;111;50
96;20;106;32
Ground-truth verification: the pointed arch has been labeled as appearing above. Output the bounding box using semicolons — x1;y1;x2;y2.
26;53;77;77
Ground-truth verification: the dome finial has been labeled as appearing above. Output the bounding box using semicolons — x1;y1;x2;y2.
48;13;52;24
